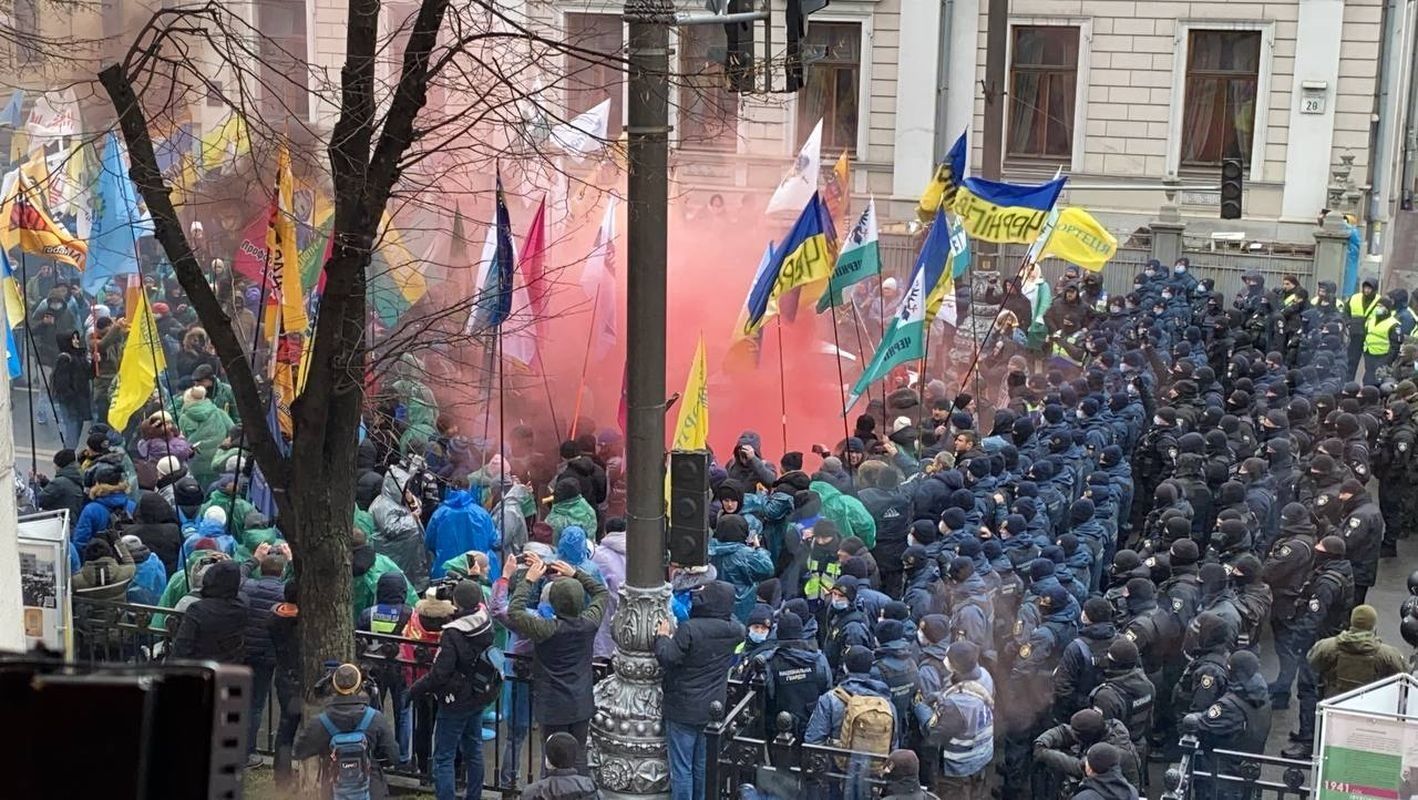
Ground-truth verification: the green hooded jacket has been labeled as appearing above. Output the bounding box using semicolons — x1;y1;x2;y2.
809;480;877;548
545;496;598;543
178;399;234;487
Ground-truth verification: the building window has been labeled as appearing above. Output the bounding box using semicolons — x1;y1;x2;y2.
387;2;445;114
1181;30;1261;167
796;21;860;153
1007;25;1079;160
565;13;625;140
257;0;310;122
677;25;738;151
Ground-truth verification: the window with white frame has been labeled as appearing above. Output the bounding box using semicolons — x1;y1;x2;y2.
1181;29;1261;167
677;24;739;151
1007;25;1079;161
565;13;625;140
796;21;861;152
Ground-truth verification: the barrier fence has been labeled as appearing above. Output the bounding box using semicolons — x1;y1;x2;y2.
71;596;1314;799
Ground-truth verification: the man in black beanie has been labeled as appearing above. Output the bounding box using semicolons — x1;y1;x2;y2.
1035;708;1141;797
1072;742;1139;800
517;732;600;799
880;749;932;800
35;447;84;524
806;645;896;797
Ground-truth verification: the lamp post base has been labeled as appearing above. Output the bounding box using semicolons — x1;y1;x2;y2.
589;581;674;798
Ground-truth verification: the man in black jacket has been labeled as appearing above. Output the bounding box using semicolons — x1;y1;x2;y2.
505;553;608;776
172;560;246;663
653;579;744;800
238;548;288;767
519;732;601;799
411;579;495;800
293;663;398;799
34;449;85;531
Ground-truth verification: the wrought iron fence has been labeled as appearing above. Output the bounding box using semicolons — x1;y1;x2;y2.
69;596;613;796
705;681;889;800
1162;736;1313;800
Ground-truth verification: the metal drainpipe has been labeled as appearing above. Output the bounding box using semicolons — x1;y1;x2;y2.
1367;0;1404;249
933;0;956;163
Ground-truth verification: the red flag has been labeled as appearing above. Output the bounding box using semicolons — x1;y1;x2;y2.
231;208;273;283
519;197;549;324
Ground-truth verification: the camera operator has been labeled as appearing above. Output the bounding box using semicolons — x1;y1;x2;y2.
410;578;497;800
293;663;398;799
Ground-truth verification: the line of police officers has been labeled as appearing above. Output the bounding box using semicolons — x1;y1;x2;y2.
734;265;1418;800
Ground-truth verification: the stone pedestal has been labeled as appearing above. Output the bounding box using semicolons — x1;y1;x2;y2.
1313;211;1352;290
589;582;674;798
1151;177;1186;267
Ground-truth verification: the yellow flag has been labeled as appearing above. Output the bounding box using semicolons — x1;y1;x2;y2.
108;291;166;429
671;334;709;450
8;171;87;270
1040;207;1118;272
200;113;250;173
269;145;306;332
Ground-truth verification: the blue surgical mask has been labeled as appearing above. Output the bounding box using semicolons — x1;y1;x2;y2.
748;630;768;644
831;598;850;611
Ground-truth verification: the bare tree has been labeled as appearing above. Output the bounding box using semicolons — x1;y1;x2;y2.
93;0;644;695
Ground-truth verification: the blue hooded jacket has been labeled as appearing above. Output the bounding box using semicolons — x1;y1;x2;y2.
178;518;236;566
127;551;168;605
425;489;500;579
555;526;602;585
73;492;137;550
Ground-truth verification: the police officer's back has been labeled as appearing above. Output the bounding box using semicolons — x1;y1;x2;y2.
1182;650;1272;755
1089;639;1155;757
755;609;831;738
1055;597;1119;721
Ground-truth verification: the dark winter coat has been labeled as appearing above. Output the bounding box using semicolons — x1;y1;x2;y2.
238;573;286;667
171;560;247;663
410;606;496;712
505;569;608;725
36;463;85;529
50;333;92;417
128;491;184;576
293;694;398;799
1072;767;1139;800
518;769;602;799
654;580;745;726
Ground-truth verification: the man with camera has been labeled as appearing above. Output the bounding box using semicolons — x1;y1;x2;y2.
293;663;399;799
410;578;498;800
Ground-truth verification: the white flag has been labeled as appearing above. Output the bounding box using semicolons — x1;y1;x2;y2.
550;99;611;162
580;196;619;360
766;118;822;214
25;89;80;140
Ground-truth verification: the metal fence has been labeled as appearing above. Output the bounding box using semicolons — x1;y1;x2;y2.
69;596;612;796
704;680;890;800
1161;736;1313;800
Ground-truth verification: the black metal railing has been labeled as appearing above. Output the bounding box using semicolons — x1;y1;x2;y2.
1162;734;1312;800
705;681;888;800
68;597;615;795
72;596;183;664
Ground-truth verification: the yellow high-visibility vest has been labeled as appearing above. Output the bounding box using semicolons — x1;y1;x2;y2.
1365;316;1399;355
1348;293;1379;320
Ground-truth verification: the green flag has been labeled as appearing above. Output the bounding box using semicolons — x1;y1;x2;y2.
817;197;881;313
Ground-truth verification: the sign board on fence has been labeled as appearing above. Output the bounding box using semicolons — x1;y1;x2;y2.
17;510;71;658
1318;712;1411;800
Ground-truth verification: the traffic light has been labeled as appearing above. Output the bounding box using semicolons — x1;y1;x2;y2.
724;0;755;93
1220;157;1243;220
667;449;710;567
785;0;829;92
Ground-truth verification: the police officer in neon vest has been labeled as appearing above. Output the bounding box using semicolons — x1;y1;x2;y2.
1363;299;1402;385
1345;278;1380;378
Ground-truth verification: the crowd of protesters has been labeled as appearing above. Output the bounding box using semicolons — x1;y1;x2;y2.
16;246;1418;800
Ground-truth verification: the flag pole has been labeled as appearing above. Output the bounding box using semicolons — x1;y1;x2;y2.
775;318;789;455
826;297;853;469
568;287;601;440
16;251;38;471
14;256;66;451
954;251;1035;401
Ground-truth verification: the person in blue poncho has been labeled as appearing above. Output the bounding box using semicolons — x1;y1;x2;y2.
556;526;603;586
424;488;500;580
120;534;168;605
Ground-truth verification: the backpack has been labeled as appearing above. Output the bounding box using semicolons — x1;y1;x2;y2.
831;687;893;767
318;707;377;800
463;645;505;710
105;505;134;539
